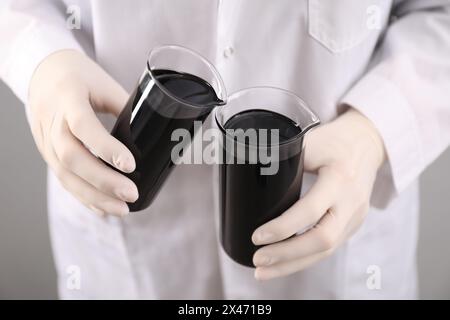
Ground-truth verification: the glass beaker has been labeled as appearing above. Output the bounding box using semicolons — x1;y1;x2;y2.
215;87;320;267
111;45;227;211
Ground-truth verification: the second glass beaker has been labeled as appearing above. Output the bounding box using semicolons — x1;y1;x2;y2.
215;87;320;267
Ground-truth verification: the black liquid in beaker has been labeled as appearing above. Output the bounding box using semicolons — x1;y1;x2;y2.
220;109;304;267
111;69;224;211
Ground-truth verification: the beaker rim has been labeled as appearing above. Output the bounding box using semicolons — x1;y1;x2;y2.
146;44;227;109
214;86;320;148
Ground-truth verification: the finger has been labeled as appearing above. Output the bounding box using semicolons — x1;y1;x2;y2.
252;166;342;245
44;139;129;216
51;120;138;202
56;165;130;216
303;127;329;172
253;207;344;267
254;249;330;281
64;98;135;173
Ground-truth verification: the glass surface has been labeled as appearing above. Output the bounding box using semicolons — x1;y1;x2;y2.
215;87;319;267
111;45;226;212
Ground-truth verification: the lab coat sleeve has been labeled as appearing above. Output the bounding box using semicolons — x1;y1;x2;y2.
340;0;450;208
0;0;83;103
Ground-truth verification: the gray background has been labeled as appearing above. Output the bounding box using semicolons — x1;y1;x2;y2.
0;80;449;300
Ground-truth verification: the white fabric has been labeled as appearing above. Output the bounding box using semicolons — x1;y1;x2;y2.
1;0;450;299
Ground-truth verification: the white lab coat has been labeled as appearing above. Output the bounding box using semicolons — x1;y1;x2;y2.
1;0;450;299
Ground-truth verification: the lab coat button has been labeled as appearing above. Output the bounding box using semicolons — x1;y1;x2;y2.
223;46;234;58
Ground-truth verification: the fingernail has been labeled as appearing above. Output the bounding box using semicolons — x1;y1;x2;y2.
119;155;135;172
253;231;275;245
117;187;138;202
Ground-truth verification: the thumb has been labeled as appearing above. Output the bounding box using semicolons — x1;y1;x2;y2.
303;126;326;172
89;68;129;117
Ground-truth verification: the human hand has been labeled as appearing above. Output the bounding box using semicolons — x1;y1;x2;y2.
252;108;386;280
28;50;138;216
